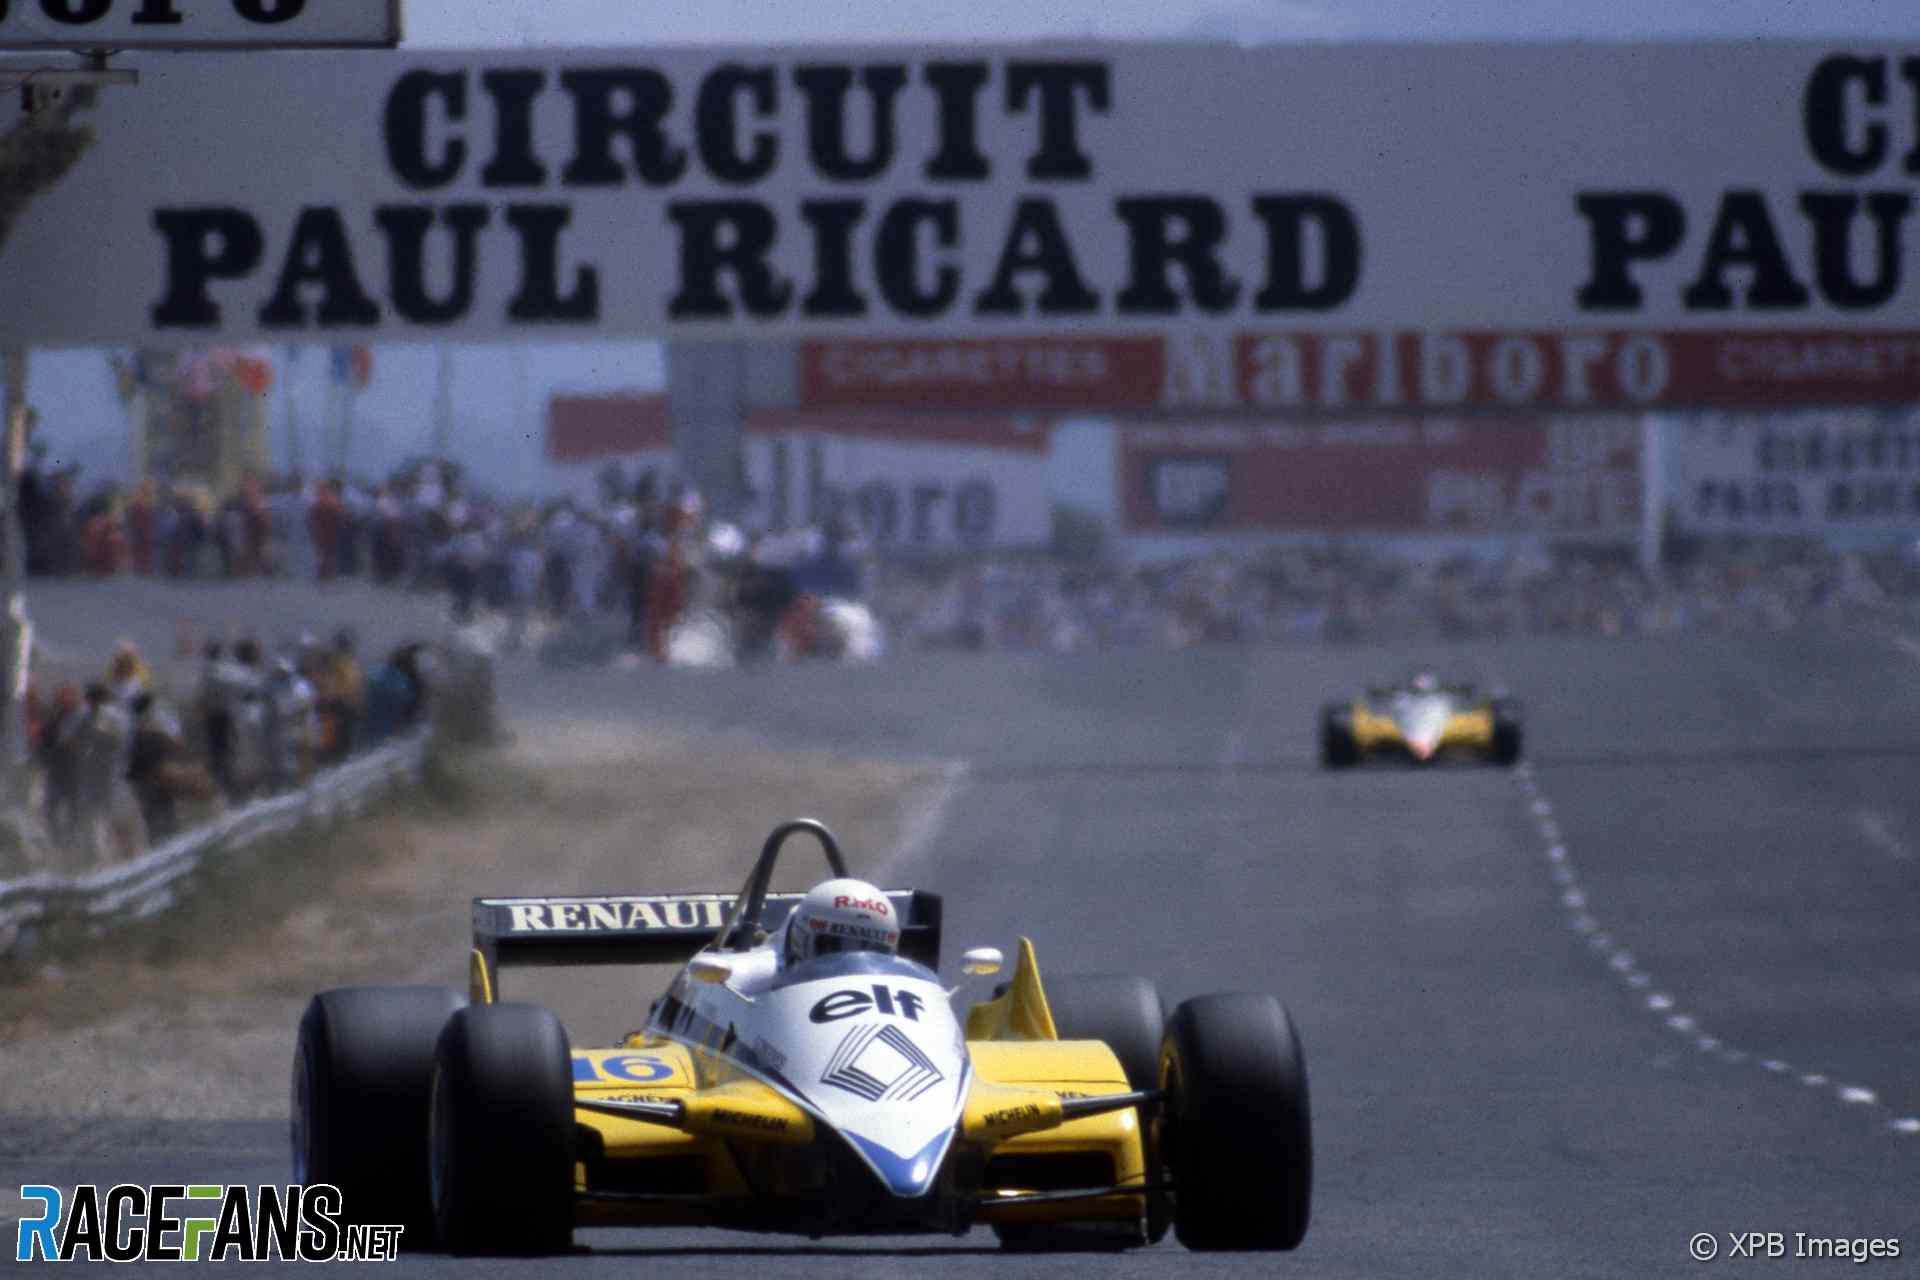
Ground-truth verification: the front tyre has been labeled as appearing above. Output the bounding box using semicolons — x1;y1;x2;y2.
1320;704;1358;769
1159;993;1312;1251
292;985;464;1248
429;1003;575;1255
1491;699;1524;766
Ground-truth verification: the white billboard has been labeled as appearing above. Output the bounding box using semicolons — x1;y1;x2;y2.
1665;410;1920;534
744;412;1050;552
0;0;397;49
5;43;1920;345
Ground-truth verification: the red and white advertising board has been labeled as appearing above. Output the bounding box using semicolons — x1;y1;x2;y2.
801;331;1920;413
548;395;1050;551
1117;416;1641;537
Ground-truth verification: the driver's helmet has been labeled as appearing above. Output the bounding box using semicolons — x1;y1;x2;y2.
1410;670;1440;694
782;878;901;967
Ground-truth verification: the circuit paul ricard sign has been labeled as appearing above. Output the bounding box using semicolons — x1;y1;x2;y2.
0;0;397;49
6;40;1920;382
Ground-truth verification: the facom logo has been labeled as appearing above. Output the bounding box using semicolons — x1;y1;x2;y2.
15;1184;402;1263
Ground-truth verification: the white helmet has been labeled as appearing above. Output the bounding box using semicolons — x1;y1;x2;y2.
783;878;900;967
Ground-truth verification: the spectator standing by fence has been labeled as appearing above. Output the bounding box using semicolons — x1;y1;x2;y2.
264;656;316;793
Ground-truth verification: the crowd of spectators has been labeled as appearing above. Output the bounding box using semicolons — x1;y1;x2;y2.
869;542;1920;654
21;633;431;868
12;454;724;661
17;449;1920;671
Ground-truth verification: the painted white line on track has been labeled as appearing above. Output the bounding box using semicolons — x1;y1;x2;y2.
877;761;971;883
1854;809;1911;861
1516;764;1912;1135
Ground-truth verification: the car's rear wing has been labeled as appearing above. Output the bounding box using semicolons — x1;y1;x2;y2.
471;889;943;986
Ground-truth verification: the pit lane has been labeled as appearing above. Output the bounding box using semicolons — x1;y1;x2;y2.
5;627;1917;1277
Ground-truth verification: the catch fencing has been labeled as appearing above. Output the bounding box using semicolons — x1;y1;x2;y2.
0;730;428;960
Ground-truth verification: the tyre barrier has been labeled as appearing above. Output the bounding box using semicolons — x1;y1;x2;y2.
0;730;428;962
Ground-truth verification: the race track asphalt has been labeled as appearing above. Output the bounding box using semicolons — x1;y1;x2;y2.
7;625;1918;1276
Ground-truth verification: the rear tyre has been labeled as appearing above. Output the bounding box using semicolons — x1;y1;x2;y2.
1491;699;1524;766
292;985;464;1249
995;975;1166;1251
1320;704;1358;769
429;1003;576;1255
1159;993;1312;1251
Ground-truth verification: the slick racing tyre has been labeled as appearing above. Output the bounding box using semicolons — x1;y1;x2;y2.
1491;699;1524;766
995;976;1167;1251
1320;704;1359;769
1158;993;1312;1251
292;985;465;1248
429;1003;576;1255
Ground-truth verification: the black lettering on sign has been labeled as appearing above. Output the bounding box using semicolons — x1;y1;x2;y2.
800;199;867;317
376;204;490;323
481;70;550;187
923;62;991;181
1574;191;1686;310
505;204;600;322
1804;54;1888;176
41;0;110;23
1006;61;1109;180
909;484;945;543
876;199;960;316
259;207;381;329
1115;195;1239;315
1800;191;1911;309
666;200;792;319
1253;194;1362;311
795;64;908;182
234;0;304;21
974;197;1098;316
151;207;265;329
385;70;467;191
697;64;779;184
561;68;687;187
953;479;996;546
132;0;183;24
1681;190;1810;310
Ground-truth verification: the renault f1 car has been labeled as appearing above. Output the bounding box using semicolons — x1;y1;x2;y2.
292;820;1312;1253
1320;673;1521;768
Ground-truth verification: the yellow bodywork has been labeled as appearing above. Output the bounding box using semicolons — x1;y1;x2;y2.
470;937;1150;1231
1350;702;1494;757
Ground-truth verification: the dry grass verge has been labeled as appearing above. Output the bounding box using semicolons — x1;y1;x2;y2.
0;720;941;1120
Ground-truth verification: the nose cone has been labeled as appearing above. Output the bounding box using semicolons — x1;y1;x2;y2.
842;1125;956;1198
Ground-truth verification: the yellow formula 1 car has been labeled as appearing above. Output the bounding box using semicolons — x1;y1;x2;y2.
292;820;1312;1254
1321;672;1522;768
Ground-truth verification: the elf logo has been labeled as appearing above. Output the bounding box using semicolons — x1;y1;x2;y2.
809;984;926;1023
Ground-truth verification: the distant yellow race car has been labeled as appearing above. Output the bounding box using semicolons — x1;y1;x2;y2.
292;820;1313;1254
1320;672;1522;768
